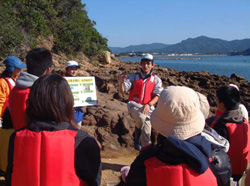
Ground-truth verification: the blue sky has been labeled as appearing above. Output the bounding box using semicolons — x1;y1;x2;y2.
82;0;250;47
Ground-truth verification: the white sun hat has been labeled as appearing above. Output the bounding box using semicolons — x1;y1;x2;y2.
65;60;80;68
151;86;205;140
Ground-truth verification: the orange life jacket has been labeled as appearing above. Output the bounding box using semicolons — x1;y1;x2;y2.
1;77;15;116
145;157;218;186
12;129;87;186
128;74;155;104
9;87;30;131
211;119;250;176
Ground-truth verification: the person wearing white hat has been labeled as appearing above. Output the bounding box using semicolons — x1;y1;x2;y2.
123;86;221;185
65;60;83;129
65;60;80;77
119;53;163;150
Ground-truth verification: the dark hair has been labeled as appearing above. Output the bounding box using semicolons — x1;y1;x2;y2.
26;48;53;77
1;69;12;78
216;85;240;110
2;107;13;129
53;69;65;77
26;74;75;125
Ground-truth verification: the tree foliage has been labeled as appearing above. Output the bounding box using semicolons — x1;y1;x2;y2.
0;0;109;57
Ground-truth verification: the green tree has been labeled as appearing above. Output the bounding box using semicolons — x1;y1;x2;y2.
0;0;109;57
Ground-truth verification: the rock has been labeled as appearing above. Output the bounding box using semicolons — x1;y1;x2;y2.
78;70;90;76
102;113;112;127
82;114;97;126
121;115;135;135
120;134;134;147
99;51;112;64
230;73;248;83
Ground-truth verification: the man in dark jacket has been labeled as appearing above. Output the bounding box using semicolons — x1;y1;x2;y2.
9;48;53;131
207;85;250;182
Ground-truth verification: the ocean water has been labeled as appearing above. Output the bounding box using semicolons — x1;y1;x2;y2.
120;56;250;81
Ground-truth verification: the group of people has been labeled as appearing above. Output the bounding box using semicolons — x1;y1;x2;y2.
119;54;250;186
0;48;100;186
0;51;249;186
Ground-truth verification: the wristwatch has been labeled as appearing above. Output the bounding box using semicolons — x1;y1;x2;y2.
147;102;152;107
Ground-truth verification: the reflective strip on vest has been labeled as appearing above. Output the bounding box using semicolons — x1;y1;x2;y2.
5;77;15;88
1;77;15;116
128;74;155;104
12;129;87;186
145;157;217;186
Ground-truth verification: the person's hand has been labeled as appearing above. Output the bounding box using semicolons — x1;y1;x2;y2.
119;74;127;84
141;104;150;115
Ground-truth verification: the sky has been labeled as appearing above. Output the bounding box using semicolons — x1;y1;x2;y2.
82;0;250;47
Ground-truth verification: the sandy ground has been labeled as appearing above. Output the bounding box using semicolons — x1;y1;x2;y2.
101;148;138;186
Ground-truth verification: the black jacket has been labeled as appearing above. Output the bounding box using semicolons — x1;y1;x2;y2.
123;135;231;186
6;121;101;186
207;108;244;140
207;108;246;181
124;135;212;186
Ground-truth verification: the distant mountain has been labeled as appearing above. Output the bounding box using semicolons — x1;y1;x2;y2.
159;36;250;54
110;36;250;54
109;43;170;53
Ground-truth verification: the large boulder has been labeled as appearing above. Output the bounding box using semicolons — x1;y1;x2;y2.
99;51;112;64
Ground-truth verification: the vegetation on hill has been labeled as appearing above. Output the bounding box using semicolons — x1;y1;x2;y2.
0;0;109;58
230;47;250;56
110;43;170;53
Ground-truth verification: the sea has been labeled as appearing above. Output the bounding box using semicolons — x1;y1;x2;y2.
120;55;250;81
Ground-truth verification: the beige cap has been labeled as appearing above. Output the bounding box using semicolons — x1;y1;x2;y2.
196;92;210;118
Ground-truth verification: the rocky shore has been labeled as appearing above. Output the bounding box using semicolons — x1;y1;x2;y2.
74;54;250;153
1;53;249;153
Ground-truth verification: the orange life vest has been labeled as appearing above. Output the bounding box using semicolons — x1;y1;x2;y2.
9;87;30;131
12;129;87;186
145;157;218;186
128;74;155;104
1;77;15;116
211;119;250;176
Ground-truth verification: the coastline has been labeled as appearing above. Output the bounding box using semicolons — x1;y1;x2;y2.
119;55;250;81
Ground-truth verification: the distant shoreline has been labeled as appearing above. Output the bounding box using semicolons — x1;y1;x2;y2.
119;54;228;57
119;55;250;81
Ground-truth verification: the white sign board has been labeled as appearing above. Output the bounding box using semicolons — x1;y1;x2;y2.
65;76;97;107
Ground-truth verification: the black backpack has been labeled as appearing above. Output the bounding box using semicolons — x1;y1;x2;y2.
209;143;232;186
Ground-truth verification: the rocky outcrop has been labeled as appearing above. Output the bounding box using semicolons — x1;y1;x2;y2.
98;51;112;64
81;59;250;152
1;54;249;153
